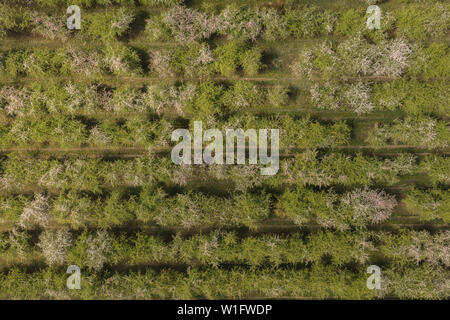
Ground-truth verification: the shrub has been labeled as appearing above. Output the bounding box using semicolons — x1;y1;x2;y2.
169;43;214;77
214;42;263;77
266;86;289;107
85;8;135;41
372;79;449;116
222;80;263;111
149;50;173;77
147;5;221;43
409;42;450;79
213;41;243;76
342;187;397;227
404;188;450;223
396;4;450;41
240;46;263;76
0;4;32;38
4;48;72;77
259;8;289;41
279;187;328;226
144;83;196;115
286;5;337;38
18;194;52;230
38;228;72;266
185;81;224;116
310;81;374;114
292;35;413;79
381;230;450;268
67;48;103;77
104;45;142;76
68;230;111;271
419;155;450;186
337;34;412;78
30;11;68;41
218;4;263;42
280;186;396;229
367;117;449;149
0;86;29;117
335;9;365;36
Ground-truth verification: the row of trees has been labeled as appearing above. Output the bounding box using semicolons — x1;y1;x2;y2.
1;153;448;195
2;79;447;119
0;43;264;78
292;36;448;79
0;186;405;230
366;116;449;149
2;229;448;270
0;114;353;149
0;189;272;230
1;46;142;77
1;5;135;41
403;188;450;223
0;0;442;43
2;3;447;42
0;115;172;148
149;41;264;78
200;115;351;150
0;263;448;299
1;40;446;80
0;81;286;118
146;3;449;43
279;186;397;230
2;0;182;9
292;34;411;79
309;79;448;116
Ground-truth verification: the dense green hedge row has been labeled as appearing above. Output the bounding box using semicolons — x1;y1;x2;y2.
0;263;448;299
1;153;448;195
2;229;448;270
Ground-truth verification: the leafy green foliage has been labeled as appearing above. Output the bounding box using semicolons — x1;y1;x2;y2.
404;188;450;223
213;42;263;77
